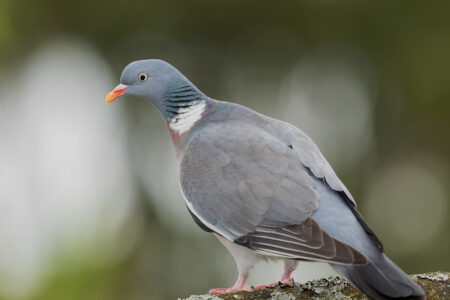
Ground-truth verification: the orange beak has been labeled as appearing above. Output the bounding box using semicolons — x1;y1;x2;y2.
105;84;129;103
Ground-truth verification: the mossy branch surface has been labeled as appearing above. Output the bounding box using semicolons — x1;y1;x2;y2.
183;272;449;300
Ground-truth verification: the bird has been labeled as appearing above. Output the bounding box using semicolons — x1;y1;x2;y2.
106;59;425;300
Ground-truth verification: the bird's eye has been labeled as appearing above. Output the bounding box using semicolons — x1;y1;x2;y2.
138;73;148;82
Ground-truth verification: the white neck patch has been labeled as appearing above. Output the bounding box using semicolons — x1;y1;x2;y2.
168;101;206;135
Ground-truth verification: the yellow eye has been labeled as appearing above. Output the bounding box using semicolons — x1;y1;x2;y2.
138;73;148;82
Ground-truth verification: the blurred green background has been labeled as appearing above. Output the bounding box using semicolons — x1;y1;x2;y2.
0;1;449;299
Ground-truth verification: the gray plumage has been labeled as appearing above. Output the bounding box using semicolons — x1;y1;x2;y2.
311;176;425;299
180;105;367;265
107;59;425;300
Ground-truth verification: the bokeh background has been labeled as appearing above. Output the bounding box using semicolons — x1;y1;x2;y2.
0;1;449;299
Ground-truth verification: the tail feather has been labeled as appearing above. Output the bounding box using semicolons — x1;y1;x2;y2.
332;253;425;300
311;177;425;299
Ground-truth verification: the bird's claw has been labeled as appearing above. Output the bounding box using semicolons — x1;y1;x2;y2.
209;285;253;294
253;278;294;290
280;277;294;286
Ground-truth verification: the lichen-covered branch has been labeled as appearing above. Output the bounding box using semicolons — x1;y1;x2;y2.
183;272;448;300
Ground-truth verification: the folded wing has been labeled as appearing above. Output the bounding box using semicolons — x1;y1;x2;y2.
180;121;367;265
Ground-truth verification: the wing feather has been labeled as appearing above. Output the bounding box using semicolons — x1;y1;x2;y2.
179;105;370;264
238;219;367;265
222;103;384;251
180;122;318;241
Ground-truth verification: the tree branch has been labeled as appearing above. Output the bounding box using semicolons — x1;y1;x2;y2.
184;272;449;300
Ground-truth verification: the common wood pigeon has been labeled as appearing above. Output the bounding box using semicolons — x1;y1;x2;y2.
106;59;425;300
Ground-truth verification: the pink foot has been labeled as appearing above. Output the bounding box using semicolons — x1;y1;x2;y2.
254;281;280;290
209;274;253;294
209;285;253;294
280;268;295;286
280;277;294;286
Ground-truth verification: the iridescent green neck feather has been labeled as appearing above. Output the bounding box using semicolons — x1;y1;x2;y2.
163;80;209;134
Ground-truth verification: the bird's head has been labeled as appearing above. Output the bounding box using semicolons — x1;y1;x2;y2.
106;59;194;114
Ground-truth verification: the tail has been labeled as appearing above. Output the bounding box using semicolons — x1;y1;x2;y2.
310;177;425;299
332;253;425;300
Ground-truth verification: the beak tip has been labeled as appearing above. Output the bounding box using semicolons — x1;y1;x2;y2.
105;84;128;104
105;94;113;104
